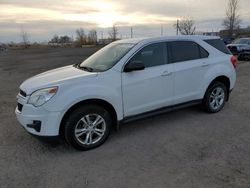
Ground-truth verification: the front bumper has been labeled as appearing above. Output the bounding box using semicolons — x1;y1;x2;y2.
15;94;62;136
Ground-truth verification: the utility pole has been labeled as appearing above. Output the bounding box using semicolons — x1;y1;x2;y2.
161;24;163;36
176;19;179;35
130;27;133;38
100;31;104;44
101;31;104;40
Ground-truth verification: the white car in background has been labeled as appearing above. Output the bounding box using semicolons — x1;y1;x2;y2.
16;36;237;150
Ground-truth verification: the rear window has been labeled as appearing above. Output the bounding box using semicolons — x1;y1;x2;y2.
204;39;231;54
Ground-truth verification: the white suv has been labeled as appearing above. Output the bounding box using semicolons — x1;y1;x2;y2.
15;36;237;150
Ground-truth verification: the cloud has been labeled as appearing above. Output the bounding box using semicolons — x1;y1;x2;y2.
0;0;250;42
0;2;179;27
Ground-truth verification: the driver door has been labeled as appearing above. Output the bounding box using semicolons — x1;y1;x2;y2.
122;42;174;117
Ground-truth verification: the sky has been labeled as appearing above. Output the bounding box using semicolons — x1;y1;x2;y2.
0;0;250;43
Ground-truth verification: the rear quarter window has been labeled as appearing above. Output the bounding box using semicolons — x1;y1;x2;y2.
204;39;231;54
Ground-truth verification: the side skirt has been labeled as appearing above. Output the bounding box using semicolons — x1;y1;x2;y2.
120;100;202;125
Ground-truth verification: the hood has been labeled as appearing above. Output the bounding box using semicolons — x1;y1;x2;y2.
227;43;248;47
20;65;97;94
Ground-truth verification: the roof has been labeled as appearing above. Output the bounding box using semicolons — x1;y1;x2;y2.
116;35;220;44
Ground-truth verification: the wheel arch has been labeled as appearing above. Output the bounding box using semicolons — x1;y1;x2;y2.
59;99;118;136
204;75;231;101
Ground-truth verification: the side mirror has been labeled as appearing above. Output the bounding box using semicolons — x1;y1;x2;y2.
124;61;145;72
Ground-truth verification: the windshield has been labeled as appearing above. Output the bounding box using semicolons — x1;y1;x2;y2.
79;43;135;72
233;38;250;44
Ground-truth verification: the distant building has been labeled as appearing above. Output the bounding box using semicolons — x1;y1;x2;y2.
195;31;219;36
219;27;250;38
202;32;219;36
98;38;113;45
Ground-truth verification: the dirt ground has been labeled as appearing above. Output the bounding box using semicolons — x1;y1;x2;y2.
0;48;250;188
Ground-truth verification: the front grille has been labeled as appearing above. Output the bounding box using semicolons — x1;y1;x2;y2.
17;103;23;112
19;89;27;98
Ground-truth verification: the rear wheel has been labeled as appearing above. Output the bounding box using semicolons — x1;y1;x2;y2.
203;82;228;113
64;105;112;150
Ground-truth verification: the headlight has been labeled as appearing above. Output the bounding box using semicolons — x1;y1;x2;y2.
28;87;58;107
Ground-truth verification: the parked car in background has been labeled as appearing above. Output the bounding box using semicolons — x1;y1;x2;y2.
15;36;237;150
238;46;250;61
222;37;234;45
227;38;250;55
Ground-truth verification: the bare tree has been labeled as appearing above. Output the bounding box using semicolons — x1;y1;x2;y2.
109;24;118;41
222;0;241;38
87;29;97;44
49;35;59;43
76;28;86;46
58;35;72;44
173;17;196;35
20;26;29;48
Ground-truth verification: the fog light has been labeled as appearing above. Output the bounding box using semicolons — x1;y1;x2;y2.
27;120;41;132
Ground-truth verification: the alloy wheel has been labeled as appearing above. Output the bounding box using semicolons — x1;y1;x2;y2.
74;114;106;145
209;87;225;111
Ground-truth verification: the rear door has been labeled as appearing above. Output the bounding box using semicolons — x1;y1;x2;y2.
169;41;210;104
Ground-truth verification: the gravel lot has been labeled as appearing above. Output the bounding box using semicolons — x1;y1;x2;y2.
0;48;250;188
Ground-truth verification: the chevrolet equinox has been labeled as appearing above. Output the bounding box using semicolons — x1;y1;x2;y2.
16;36;237;150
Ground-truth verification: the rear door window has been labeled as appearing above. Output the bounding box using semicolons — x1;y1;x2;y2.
169;41;208;63
200;46;209;58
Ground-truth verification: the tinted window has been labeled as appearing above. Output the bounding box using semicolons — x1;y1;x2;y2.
130;43;167;68
170;41;203;63
200;46;209;58
204;39;231;54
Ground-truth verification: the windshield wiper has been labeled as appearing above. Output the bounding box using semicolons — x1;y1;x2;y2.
80;66;93;72
74;64;94;72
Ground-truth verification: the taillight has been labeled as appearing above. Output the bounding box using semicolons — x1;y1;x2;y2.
230;56;237;68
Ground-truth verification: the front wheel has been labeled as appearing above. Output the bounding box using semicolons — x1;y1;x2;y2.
203;82;228;113
64;105;112;150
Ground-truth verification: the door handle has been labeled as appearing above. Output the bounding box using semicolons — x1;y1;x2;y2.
201;62;209;67
161;70;172;76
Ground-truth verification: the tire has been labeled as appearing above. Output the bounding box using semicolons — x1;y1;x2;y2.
203;81;228;113
64;105;112;150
